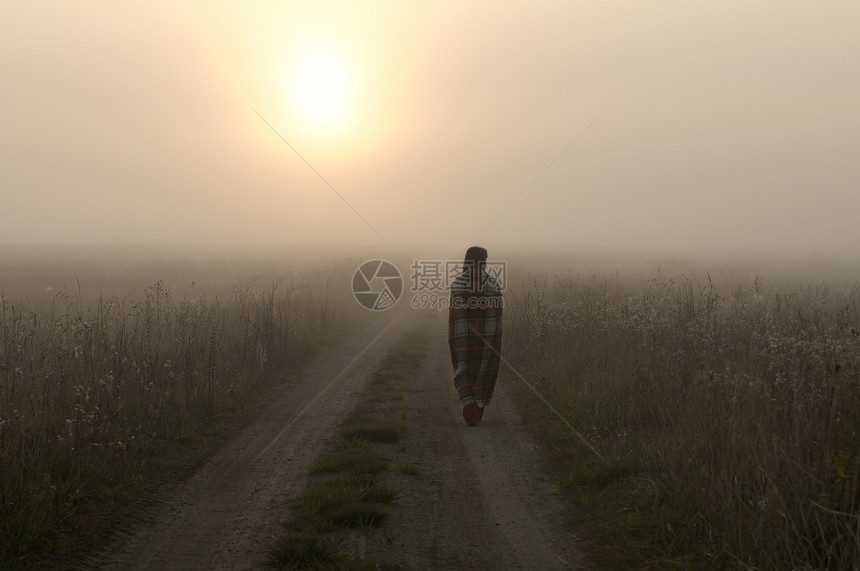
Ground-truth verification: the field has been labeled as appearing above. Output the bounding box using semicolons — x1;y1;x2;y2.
0;248;364;563
1;249;859;569
504;257;860;569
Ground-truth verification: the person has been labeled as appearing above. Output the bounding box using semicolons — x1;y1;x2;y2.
448;246;503;426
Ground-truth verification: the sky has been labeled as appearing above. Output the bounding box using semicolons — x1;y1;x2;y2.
2;1;859;260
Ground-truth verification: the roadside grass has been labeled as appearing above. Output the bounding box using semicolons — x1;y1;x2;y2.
311;437;388;476
511;385;711;569
340;414;406;444
506;268;860;570
266;325;428;570
292;475;392;531
266;532;401;571
0;259;364;565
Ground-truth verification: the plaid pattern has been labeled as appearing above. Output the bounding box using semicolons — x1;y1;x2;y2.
448;269;503;407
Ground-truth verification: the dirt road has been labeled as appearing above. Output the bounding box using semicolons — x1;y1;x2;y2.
78;310;587;570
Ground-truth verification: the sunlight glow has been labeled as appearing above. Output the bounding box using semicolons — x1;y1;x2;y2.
290;49;352;131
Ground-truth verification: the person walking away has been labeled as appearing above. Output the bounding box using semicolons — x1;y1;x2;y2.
448;246;503;426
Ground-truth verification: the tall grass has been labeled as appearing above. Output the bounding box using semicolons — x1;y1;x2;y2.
507;269;860;569
0;261;358;562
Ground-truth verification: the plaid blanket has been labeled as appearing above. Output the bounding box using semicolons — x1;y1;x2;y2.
448;269;503;407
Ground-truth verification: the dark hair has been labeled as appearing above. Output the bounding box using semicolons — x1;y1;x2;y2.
463;247;488;292
464;246;488;264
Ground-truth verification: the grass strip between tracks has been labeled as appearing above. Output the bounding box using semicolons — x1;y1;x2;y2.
265;323;429;570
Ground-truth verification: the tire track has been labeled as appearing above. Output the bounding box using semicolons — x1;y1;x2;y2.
82;313;407;571
340;312;589;570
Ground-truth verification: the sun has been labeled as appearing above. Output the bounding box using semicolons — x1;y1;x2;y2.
290;49;352;132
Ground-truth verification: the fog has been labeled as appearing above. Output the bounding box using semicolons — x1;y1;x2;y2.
2;2;859;261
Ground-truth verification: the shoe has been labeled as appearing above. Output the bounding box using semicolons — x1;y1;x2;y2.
463;403;481;426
